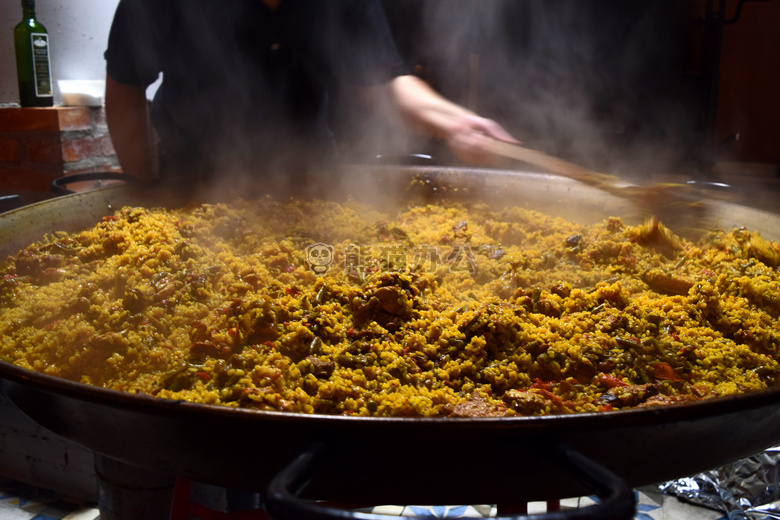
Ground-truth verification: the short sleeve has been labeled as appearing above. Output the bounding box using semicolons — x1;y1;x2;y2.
331;0;410;86
104;0;164;86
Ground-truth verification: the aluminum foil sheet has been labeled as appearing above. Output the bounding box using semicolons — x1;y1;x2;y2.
660;446;780;519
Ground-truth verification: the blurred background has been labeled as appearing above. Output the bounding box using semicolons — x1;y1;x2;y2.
0;0;778;195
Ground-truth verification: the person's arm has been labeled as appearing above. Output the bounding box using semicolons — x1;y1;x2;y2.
386;75;517;164
105;74;156;180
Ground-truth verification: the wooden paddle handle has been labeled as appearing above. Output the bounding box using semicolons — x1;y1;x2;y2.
484;139;695;218
484;139;609;182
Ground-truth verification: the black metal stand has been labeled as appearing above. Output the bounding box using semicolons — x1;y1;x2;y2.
266;441;636;520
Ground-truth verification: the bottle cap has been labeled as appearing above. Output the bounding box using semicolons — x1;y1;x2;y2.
21;0;35;8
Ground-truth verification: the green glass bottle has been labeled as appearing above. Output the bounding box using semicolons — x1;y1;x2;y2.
14;0;53;107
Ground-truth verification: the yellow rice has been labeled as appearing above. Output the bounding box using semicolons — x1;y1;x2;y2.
1;196;778;417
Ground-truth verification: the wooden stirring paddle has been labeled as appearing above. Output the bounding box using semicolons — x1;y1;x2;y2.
483;138;708;235
484;139;680;203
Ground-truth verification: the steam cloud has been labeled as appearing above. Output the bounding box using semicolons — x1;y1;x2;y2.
128;1;715;200
359;0;705;182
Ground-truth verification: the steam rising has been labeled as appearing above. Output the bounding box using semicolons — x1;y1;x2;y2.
126;2;719;200
485;2;701;181
362;1;704;182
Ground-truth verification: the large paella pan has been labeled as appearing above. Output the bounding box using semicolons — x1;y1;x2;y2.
1;166;779;519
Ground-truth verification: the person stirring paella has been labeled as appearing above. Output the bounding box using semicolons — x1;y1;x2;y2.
104;0;515;182
103;0;517;512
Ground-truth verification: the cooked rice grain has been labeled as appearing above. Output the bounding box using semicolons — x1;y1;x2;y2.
1;198;778;416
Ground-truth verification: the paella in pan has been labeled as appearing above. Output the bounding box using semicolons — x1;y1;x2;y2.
1;185;779;419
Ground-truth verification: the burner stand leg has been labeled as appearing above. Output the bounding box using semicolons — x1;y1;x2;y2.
94;454;176;520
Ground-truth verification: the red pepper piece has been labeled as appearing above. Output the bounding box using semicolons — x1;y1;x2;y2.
531;378;554;391
651;362;682;381
596;373;627;388
535;388;566;409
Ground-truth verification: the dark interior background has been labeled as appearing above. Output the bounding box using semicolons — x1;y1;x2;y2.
333;0;779;181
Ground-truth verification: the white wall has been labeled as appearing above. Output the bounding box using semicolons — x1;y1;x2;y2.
0;0;120;105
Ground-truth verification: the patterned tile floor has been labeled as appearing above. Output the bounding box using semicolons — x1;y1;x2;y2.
0;478;729;519
358;489;728;519
0;479;98;520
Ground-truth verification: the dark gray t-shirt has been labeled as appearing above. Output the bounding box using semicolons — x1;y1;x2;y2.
105;0;407;178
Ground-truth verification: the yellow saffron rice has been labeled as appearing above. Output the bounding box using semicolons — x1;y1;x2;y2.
1;197;778;417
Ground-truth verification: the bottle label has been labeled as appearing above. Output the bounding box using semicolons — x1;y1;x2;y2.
30;32;53;98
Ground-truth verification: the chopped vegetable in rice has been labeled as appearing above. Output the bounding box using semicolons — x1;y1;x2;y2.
1;197;778;417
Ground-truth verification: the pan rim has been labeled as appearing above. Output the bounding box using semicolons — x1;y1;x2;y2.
2;358;778;431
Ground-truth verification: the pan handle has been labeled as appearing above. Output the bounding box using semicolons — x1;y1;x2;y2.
265;441;636;520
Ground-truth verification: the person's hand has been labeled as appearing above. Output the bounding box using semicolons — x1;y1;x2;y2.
444;114;519;165
385;75;520;165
